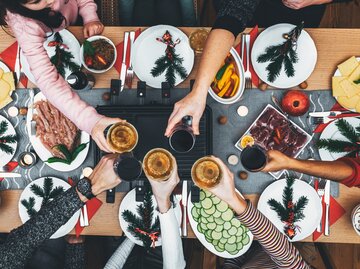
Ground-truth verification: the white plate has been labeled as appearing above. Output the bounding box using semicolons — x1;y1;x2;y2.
20;29;81;85
251;23;317;89
18;177;80;239
318;117;360;161
0;60;11;73
26;92;90;172
0;115;17;167
333;57;360;112
119;188;182;247
187;190;254;259
131;25;194;88
258;178;322;242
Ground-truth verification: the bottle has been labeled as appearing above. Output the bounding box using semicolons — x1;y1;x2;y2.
67;71;95;90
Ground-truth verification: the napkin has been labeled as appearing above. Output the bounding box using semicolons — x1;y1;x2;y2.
67;177;103;237
312;180;346;241
114;28;142;74
0;161;18;182
235;26;259;88
313;102;360;133
0;41;28;87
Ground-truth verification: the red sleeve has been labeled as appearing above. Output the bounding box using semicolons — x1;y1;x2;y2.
337;157;360;188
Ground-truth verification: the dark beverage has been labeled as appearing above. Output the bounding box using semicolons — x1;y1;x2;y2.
114;153;142;181
191;157;222;189
169;129;195;153
67;71;95;90
143;148;174;181
240;145;267;172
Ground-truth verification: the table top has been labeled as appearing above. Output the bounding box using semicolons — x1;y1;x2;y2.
0;26;360;244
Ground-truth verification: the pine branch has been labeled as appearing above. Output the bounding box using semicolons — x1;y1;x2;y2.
267;198;288;221
257;45;280;63
288;47;298;63
30;183;45;199
266;55;284;82
54;32;63;43
150;55;170;77
317;139;356;153
293;196;308;222
43;177;53;198
283;177;294;208
0;121;8;135
344;151;358;158
173;58;188;79
284;55;295;78
21;197;37;218
0;134;17;143
0;143;14;155
49;186;65;199
165;65;176;88
336;119;359;143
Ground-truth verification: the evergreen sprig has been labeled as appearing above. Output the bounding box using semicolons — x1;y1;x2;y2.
21;197;37;218
336;118;358;143
30;177;64;207
122;190;161;249
0;120;17;155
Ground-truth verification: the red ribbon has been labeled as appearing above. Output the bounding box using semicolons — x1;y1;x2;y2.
134;228;159;248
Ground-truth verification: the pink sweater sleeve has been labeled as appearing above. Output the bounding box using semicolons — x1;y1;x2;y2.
77;0;100;24
8;16;103;134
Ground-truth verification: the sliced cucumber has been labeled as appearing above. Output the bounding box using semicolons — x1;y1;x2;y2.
205;236;212;243
228;226;237;236
217;242;225;250
191;207;200;220
223;221;231;230
200;208;209;218
222;230;230;239
200;223;207;231
205;206;216;215
237;242;243;250
231;218;241;228
204;190;212;198
211;230;222;240
197;224;203;234
224;243;237;253
236;226;244;237
221;210;233;222
200;191;206;200
242;234;250;245
228;249;239;255
216;201;228;212
194;202;202;209
207;222;216;230
211;196;221;205
215;218;225;225
236;236;242;243
214;245;224;253
207;216;214;223
201;198;212;209
201;216;208;224
205;230;212;239
215;225;223;233
228;235;236;244
213;211;221;218
212;239;219;246
220;237;227;244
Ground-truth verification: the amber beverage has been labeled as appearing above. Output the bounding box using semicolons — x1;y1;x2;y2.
143;148;175;181
106;122;138;153
191;156;222;189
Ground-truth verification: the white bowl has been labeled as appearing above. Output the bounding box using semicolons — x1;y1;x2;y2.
80;35;117;74
208;47;245;104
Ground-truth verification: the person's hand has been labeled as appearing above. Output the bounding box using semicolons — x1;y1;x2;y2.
282;0;331;9
83;21;104;38
65;235;85;244
165;91;207;136
147;160;180;213
88;154;121;195
261;150;291;172
91;117;126;152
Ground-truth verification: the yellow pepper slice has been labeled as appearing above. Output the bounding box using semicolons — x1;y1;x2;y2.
217;63;234;90
218;80;232;98
230;73;240;97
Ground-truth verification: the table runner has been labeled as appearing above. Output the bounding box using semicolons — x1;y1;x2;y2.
0;88;339;197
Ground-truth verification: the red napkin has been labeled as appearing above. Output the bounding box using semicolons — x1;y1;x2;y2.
114;28;142;74
67;177;103;237
235;26;260;88
0;161;18;182
312;180;346;241
0;41;28;87
313;102;360;133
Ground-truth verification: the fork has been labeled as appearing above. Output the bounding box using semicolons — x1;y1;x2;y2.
242;34;252;89
311;117;334;125
125;31;135;89
316;179;327;232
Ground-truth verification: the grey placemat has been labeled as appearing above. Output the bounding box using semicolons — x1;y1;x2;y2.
0;88;339;197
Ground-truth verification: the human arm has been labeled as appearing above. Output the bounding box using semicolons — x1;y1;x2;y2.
262;150;358;186
0;154;121;269
64;236;85;269
282;0;351;10
76;0;104;38
200;157;310;269
147;160;186;269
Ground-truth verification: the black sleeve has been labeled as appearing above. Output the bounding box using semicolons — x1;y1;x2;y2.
0;187;84;269
213;0;261;38
64;242;85;269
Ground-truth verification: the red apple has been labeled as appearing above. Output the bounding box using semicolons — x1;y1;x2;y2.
281;90;310;116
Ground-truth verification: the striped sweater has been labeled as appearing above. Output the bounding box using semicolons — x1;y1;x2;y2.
234;202;311;269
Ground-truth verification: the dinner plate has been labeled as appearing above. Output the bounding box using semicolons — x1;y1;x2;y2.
319;117;360;161
18;177;80;239
20;29;81;85
333;57;360;112
26;92;90;172
187;190;253;259
119;188;182;247
131;25;194;88
258;178;322;242
0;115;17;167
251;23;317;89
0;60;11;73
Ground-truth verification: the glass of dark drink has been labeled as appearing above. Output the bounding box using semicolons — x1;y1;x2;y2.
240;145;268;172
113;152;142;182
169;116;196;153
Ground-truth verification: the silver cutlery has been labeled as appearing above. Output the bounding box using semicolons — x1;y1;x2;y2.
79;207;85;227
316;179;327;232
83;204;89;227
28;89;37;136
181;181;188;237
174;193;182;236
311;117;334;125
0;172;21;178
120;32;129;92
324;180;331;236
309;111;355;117
125;31;135;89
242;34;252;89
14;44;21;85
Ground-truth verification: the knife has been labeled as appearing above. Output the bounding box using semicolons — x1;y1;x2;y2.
309;111;355;117
14;45;21;85
324;180;331;236
181;180;188;237
0;172;21;178
120;32;129;92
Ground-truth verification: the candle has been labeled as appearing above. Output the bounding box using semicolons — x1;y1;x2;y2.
18;152;37;169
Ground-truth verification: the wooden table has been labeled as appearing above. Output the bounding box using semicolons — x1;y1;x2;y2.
0;27;360;244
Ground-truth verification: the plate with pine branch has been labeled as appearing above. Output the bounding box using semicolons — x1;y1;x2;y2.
0;115;17;167
258;178;322;242
18;176;80;239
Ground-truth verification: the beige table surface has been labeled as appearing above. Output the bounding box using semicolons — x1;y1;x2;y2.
0;27;360;243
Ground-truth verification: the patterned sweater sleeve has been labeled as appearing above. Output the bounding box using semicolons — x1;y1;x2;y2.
236;201;311;269
0;187;84;269
213;0;261;37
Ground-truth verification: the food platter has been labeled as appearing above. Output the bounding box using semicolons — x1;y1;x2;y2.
26;92;90;172
188;189;253;258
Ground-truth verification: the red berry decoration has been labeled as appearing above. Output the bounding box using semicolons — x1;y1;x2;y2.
281;90;310;116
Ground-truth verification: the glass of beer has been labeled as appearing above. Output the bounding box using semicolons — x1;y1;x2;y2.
240;145;267;172
189;28;209;54
143;148;175;181
106;122;138;153
191;156;222;189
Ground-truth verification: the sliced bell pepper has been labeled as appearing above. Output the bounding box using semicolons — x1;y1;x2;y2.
218;80;232;98
230;73;240;97
217;64;234;90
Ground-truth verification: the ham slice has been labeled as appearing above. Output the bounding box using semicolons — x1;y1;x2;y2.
34;100;80;158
